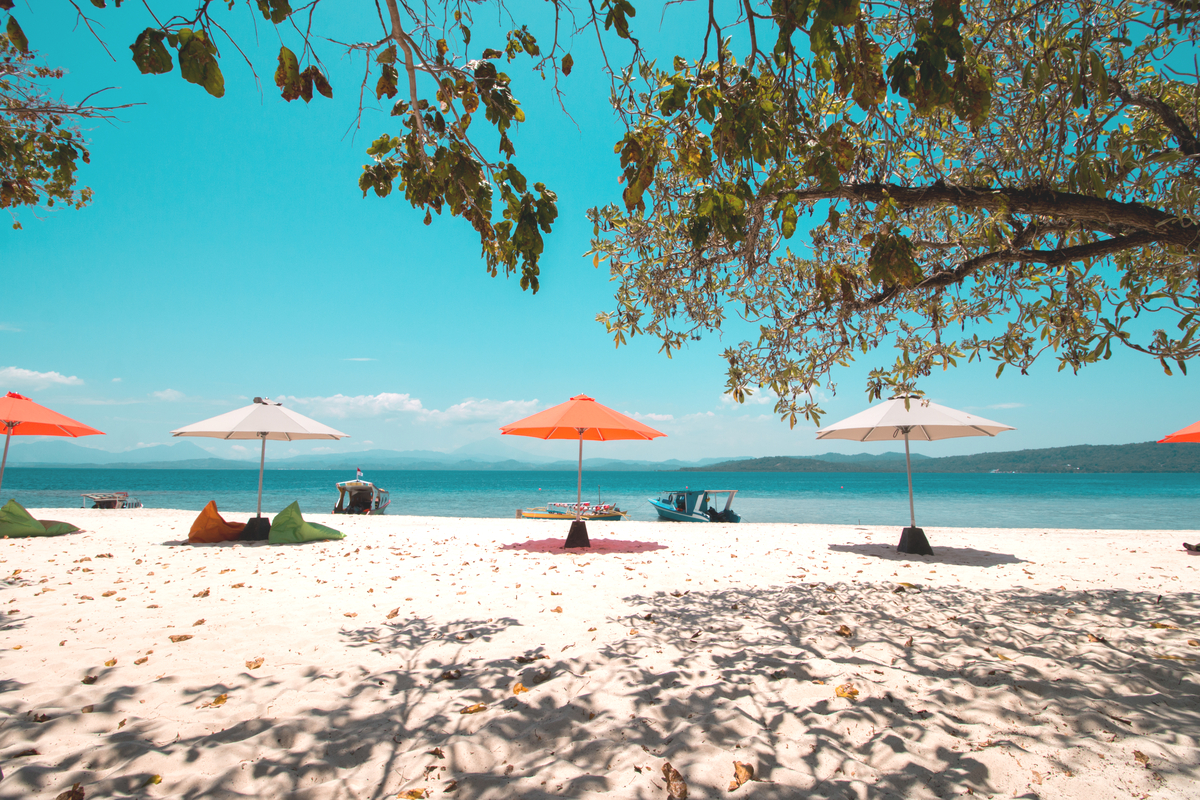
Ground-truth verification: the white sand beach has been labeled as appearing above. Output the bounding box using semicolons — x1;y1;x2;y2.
1;510;1198;799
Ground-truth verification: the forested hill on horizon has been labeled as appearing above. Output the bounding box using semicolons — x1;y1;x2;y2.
681;443;1200;474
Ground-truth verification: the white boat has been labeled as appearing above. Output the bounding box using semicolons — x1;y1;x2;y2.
80;492;142;509
333;479;390;515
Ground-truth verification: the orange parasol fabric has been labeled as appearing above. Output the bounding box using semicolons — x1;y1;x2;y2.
501;395;665;547
499;394;665;441
1159;420;1200;444
0;392;104;496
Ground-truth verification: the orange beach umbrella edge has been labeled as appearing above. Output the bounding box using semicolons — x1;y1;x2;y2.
1159;420;1200;444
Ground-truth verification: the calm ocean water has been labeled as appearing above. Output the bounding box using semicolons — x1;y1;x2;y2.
3;467;1199;530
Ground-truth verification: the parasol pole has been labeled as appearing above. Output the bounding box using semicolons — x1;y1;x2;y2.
576;428;584;520
0;421;15;497
902;427;916;528
256;432;267;518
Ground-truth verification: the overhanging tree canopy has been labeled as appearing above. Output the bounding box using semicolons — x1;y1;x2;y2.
2;1;1197;421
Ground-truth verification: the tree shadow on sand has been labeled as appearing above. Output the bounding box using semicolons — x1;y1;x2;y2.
828;541;1027;566
3;583;1197;800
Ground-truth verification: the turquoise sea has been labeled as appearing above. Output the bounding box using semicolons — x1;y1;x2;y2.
3;468;1199;530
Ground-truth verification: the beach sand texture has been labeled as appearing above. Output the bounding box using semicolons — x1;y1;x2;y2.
1;509;1198;799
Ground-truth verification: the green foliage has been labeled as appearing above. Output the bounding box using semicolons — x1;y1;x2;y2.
590;0;1200;425
0;37;93;228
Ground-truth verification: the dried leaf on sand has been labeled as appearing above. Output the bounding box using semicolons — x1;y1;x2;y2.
169;635;193;643
459;703;486;715
54;783;85;800
199;693;228;709
835;684;859;700
728;761;754;791
246;657;264;670
662;761;688;799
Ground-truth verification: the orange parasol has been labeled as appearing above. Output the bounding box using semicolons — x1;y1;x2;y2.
1159;420;1200;444
0;392;105;495
501;394;665;547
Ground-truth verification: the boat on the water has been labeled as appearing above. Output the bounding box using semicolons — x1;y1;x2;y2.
80;492;143;509
518;502;627;521
649;489;740;522
333;479;390;515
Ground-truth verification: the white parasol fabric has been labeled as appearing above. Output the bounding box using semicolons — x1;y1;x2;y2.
816;397;1014;442
172;398;348;518
816;396;1015;550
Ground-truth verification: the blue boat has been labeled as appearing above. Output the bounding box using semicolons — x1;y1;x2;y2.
649;489;741;523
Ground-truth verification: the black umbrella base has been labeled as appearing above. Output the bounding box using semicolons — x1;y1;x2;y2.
898;526;933;555
565;519;590;548
242;516;271;541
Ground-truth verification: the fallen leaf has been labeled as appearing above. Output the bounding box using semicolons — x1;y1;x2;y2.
344;612;358;618
105;658;116;667
443;779;458;792
194;588;209;598
550;606;563;613
513;682;529;695
54;783;84;800
428;747;445;758
101;591;116;598
662;761;688;800
80;596;94;601
118;719;126;729
81;705;94;713
81;675;97;685
193;619;205;627
904;636;913;648
246;657;264;670
438;669;462;681
588;626;597;632
134;657;148;665
629;628;639;636
144;775;162;787
231;583;245;589
459;703;486;715
728;761;754;790
399;790;429;799
837;625;854;638
386;607;400;619
1087;632;1107;643
12;748;38;757
1031;770;1043;785
1134;750;1151;767
199;693;228;709
1188;639;1200;647
31;712;50;722
169;635;193;643
1150;622;1179;630
835;683;859;700
551;591;562;596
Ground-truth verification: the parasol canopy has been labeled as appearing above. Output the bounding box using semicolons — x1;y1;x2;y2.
817;396;1014;554
1158;420;1200;444
501;395;665;546
0;392;104;496
172;397;347;526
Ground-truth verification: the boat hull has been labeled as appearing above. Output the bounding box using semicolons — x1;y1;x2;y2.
520;508;627;521
648;499;740;523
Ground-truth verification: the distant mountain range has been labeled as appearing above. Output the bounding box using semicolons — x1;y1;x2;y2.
682;442;1200;473
8;440;1198;473
2;440;741;472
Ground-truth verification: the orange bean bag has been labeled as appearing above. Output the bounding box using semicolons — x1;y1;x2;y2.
189;501;246;543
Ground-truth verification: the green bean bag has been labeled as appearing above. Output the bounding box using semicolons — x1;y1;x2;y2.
268;501;344;544
0;499;80;537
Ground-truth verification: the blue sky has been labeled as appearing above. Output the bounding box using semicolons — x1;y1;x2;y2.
2;2;1194;462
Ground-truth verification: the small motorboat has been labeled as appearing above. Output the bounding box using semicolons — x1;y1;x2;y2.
80;492;143;509
518;502;627;521
333;479;390;515
649;489;740;522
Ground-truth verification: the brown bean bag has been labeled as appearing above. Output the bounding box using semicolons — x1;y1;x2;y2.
189;501;246;543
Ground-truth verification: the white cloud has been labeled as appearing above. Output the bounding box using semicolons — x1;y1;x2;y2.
720;389;777;407
0;366;83;389
0;324;21;333
231;444;248;453
280;393;540;425
111;377;122;383
152;389;185;402
986;402;1026;410
422;398;540;425
632;411;675;422
281;392;425;419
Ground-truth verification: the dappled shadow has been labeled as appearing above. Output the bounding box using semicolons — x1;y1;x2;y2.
828;540;1027;566
501;537;667;555
4;581;1198;799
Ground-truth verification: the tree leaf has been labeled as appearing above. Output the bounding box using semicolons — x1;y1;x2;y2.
6;15;29;53
561;53;573;76
275;45;301;101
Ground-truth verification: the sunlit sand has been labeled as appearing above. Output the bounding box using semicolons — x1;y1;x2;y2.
2;509;1198;798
